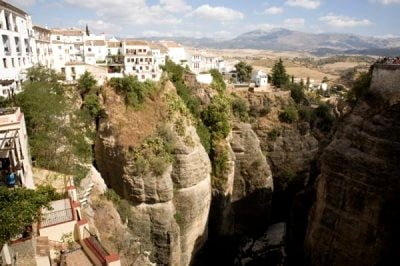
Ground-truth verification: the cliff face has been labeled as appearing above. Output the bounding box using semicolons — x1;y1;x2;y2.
245;91;319;176
305;65;400;266
210;122;274;237
95;83;211;265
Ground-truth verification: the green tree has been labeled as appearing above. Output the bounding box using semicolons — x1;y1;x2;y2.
202;95;231;140
209;69;226;92
78;71;97;97
271;58;289;88
234;61;253;83
288;83;306;104
0;186;57;245
16;67;93;182
85;24;90;36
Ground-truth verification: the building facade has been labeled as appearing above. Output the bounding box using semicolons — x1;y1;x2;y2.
0;1;36;97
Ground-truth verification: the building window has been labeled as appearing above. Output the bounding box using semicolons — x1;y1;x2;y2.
2;35;10;54
2;90;7;95
57;36;60;41
14;37;21;53
11;58;14;67
3;58;7;68
88;48;92;52
152;74;156;79
58;46;62;50
61;67;65;74
141;75;145;80
5;13;11;31
24;39;29;53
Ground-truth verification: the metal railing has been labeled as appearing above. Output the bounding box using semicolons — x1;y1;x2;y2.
41;208;73;227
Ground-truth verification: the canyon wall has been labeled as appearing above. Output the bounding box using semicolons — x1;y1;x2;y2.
305;65;400;266
95;84;211;265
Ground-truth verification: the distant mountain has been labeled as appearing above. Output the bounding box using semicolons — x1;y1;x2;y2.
145;28;400;56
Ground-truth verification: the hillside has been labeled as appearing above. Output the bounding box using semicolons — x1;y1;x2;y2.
147;28;400;56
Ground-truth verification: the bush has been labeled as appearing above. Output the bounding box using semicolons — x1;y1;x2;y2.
298;106;316;124
231;97;249;122
201;95;231;139
109;76;158;108
279;105;299;124
175;81;202;117
268;128;281;141
210;69;226;92
289;84;306;104
314;104;335;132
346;70;372;104
83;94;101;118
78;71;97;96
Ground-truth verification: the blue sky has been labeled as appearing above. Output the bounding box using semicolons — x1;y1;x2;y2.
7;0;400;39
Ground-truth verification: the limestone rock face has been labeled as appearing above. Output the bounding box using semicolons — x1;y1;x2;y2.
230;122;274;234
95;87;211;265
210;123;274;236
305;65;400;266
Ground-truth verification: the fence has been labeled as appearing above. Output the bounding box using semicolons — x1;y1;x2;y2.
41;208;73;227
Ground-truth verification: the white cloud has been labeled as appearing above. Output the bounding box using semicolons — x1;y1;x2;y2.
319;15;372;27
285;0;320;9
78;20;122;34
263;6;284;15
189;5;244;22
372;0;400;4
284;18;305;28
7;0;36;8
160;0;191;13
65;0;187;25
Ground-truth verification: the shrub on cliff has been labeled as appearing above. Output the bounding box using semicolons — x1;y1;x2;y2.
279;105;299;124
202;94;231;139
314;104;335;132
16;67;93;183
231;97;249;122
109;76;158;108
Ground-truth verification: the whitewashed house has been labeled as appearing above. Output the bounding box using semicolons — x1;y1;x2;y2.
252;70;268;87
33;25;51;68
83;34;108;65
122;40;162;81
0;1;36;97
160;40;186;65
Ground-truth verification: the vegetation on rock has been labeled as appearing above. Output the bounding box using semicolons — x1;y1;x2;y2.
16;67;94;183
234;61;253;83
271;58;290;88
0;185;61;245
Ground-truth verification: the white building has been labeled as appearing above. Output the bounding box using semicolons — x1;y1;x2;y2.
49;28;85;71
160;40;186;65
0;1;36;97
252;70;268;87
122;40;162;82
83;34;107;65
196;73;213;85
33;25;51;68
0;107;34;189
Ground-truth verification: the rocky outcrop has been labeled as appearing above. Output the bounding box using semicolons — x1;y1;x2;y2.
305;65;400;266
230;122;274;234
95;85;211;265
210;122;274;237
244;91;319;176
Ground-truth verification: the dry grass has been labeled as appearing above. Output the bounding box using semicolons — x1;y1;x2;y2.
102;82;171;147
33;167;71;193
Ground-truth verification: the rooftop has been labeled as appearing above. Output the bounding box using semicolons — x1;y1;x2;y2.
0;0;27;16
0;108;22;126
85;40;106;47
51;28;85;36
124;40;149;46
